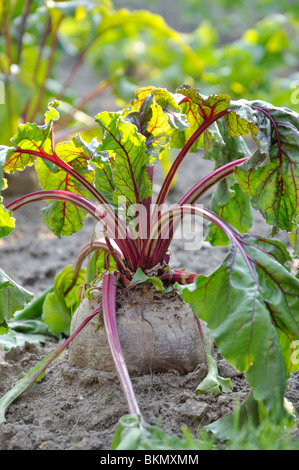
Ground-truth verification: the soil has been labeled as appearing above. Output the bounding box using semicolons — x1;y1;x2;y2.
0;151;298;450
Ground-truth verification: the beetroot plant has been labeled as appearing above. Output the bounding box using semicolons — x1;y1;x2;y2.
0;85;299;447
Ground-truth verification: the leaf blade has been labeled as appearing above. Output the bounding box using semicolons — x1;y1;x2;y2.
0;269;33;324
235;102;299;234
177;235;299;412
96;112;151;206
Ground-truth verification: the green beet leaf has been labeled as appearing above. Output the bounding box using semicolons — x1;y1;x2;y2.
177;85;231;118
41;199;87;238
151;87;189;131
3;101;60;174
204;120;253;245
290;219;299;257
55;134;96;166
0;146;8;191
177;235;299;413
171;98;203;152
3;123;52;173
124;92;172;163
0;201;15;238
205;182;253;246
130;268;173;294
0;147;15;237
85;249;116;284
0;319;53;350
235;102;299;234
0;269;33;324
125;86;188;132
206;389;295;442
0;320;9;335
122;87;188;175
36;137;95;237
204;119;252;165
42;265;86;336
224;99;258;138
96;112;151;206
91;150;115;206
196;350;233;395
172;85;231;151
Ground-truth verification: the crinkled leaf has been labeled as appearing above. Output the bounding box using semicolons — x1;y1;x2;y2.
91;150;115;206
37;166;91;237
242;106;273;168
42;265;86;336
171;85;231;151
54;135;95;166
204;119;252;165
36;138;94;236
0;269;33;323
44;100;60;124
224;99;258;138
4;101;60;174
152;87;189;131
170;99;202;151
3;105;99;237
178;85;231;118
177;235;299;413
206;183;253;246
124;93;172;163
235;102;299;234
204;120;253;245
126;86;188;131
96;112;151;205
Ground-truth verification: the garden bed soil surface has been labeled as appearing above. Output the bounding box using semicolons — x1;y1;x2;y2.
0;153;298;450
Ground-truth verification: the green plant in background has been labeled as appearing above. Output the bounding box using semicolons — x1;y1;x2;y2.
201;13;299;109
113;0;299;112
0;0;203;145
1;0;298;150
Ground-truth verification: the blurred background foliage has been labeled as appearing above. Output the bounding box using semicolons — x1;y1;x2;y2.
0;0;298;147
